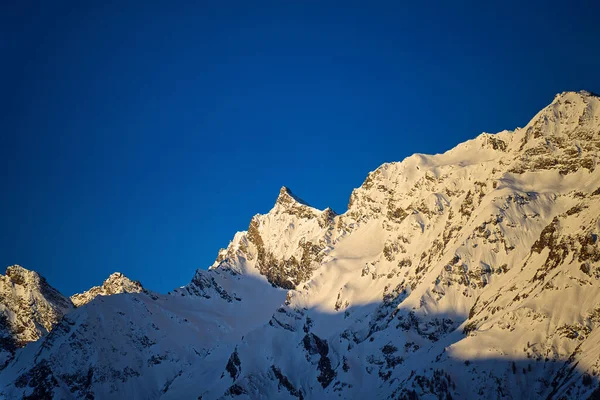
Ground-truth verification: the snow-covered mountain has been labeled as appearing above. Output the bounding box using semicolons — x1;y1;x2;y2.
70;273;144;307
0;268;143;372
1;90;600;399
0;266;73;369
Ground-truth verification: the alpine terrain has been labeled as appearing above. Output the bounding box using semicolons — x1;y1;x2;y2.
1;90;600;399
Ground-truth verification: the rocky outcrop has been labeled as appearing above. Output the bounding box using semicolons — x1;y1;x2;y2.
71;272;144;307
202;186;338;290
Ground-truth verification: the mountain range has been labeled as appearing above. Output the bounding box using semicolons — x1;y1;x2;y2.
1;90;600;399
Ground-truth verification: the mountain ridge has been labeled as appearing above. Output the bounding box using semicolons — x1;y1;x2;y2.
1;90;600;399
0;266;144;371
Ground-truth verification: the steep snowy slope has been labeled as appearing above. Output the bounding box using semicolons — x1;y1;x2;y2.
0;266;73;369
71;273;144;307
1;91;599;399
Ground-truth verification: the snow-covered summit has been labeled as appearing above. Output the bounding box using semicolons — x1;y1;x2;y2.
275;186;311;208
71;272;144;307
0;265;73;368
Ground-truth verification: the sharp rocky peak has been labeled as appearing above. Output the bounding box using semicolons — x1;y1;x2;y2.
70;272;144;307
1;265;71;310
4;265;41;286
104;271;133;284
0;265;73;368
275;186;311;208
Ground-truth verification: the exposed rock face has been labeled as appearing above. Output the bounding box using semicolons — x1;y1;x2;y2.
2;91;600;399
71;272;144;307
180;186;338;293
0;265;73;368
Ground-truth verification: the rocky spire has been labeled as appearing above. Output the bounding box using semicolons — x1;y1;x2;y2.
275;186;311;208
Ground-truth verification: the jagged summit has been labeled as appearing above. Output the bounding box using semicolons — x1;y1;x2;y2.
545;89;600;117
4;264;40;285
275;186;312;208
1;265;71;310
0;265;73;368
554;89;599;100
71;271;144;307
106;271;129;281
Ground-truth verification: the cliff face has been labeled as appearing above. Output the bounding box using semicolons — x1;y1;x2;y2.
2;91;600;399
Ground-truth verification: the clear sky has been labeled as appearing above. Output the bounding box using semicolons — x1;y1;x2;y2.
1;1;599;296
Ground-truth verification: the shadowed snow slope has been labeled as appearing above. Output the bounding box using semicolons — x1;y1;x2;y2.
2;91;600;399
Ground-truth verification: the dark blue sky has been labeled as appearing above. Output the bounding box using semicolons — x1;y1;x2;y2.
1;1;599;295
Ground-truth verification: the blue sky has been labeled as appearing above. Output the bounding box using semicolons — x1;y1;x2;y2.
1;1;599;295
